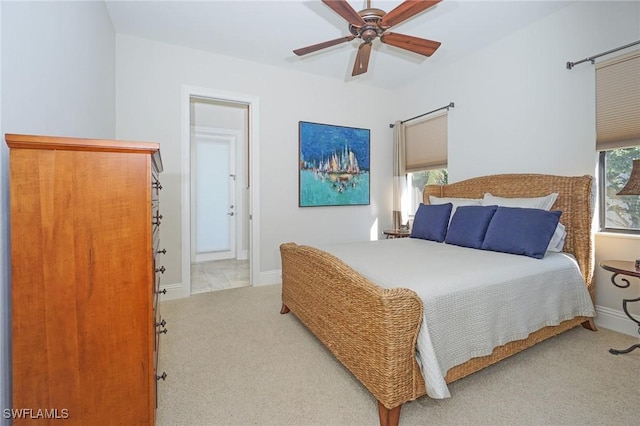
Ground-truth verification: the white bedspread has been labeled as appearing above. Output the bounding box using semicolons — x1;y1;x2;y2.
319;238;595;399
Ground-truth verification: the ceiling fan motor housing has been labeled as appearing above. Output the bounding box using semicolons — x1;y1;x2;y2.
349;8;386;42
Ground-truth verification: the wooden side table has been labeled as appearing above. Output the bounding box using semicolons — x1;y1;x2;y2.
599;260;640;355
382;229;411;239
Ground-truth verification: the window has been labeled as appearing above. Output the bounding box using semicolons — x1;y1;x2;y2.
596;51;639;233
404;112;448;218
407;168;448;217
599;147;640;233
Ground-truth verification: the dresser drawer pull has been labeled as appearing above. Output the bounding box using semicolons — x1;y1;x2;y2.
156;266;166;274
157;248;166;255
152;214;163;226
157;288;167;295
156;372;167;381
156;319;166;328
157;328;168;335
152;181;163;190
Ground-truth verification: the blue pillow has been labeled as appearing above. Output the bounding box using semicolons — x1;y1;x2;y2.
481;207;562;259
410;203;452;242
445;205;498;249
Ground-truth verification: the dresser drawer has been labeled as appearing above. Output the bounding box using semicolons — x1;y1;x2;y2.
153;271;162;310
152;202;162;232
155;313;165;351
151;173;162;202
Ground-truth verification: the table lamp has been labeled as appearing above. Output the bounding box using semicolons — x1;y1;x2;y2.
617;159;640;268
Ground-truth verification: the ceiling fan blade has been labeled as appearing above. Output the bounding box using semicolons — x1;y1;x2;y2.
380;0;442;28
352;42;372;76
322;0;366;27
294;35;356;56
381;32;441;56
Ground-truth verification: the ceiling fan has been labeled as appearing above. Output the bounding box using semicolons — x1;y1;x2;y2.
294;0;442;76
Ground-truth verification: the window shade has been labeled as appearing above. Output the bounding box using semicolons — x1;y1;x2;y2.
404;112;447;172
596;50;640;150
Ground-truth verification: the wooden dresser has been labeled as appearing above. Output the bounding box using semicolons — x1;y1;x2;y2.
6;134;166;424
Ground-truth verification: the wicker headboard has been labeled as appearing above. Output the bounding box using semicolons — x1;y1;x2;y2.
423;174;595;299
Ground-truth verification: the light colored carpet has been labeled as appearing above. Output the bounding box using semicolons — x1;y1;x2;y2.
156;284;638;426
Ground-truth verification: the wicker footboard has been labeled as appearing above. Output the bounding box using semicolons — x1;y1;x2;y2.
280;242;427;412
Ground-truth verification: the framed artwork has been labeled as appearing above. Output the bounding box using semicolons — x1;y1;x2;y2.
299;121;370;207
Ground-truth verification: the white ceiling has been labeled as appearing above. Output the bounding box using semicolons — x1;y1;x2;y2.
105;0;573;90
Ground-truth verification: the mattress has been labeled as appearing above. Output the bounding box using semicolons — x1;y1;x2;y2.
320;238;596;398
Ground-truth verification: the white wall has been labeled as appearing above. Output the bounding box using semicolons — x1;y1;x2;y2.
115;34;396;290
397;0;640;334
2;1;115;138
0;1;116;421
191;99;248;130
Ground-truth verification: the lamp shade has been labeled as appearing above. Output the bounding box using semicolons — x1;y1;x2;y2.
617;159;640;196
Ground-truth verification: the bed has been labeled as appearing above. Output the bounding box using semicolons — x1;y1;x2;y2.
279;173;597;426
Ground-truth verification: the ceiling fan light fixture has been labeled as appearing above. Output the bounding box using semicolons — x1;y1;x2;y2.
361;28;378;42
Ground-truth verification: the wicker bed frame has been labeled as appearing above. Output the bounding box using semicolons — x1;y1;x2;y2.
280;174;597;426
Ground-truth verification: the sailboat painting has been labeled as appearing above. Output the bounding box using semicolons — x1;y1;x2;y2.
299;121;370;207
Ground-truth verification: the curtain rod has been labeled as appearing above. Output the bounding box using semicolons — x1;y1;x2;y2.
566;40;640;70
389;102;454;128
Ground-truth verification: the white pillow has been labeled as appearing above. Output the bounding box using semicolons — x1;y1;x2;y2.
429;196;482;220
482;192;558;210
546;222;566;252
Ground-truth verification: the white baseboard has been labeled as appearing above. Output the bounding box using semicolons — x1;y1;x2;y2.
595;304;639;337
158;283;185;301
253;269;282;286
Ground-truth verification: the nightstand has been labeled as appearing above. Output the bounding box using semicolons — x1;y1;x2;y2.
599;260;640;355
382;229;411;239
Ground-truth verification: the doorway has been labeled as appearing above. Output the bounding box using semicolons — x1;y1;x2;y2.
181;86;261;298
190;125;248;294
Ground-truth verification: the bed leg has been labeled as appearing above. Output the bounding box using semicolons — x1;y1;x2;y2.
581;318;597;331
280;304;290;314
377;401;401;426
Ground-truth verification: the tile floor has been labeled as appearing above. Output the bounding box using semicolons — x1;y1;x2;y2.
190;259;250;294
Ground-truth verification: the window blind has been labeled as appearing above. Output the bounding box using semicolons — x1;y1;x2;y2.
404;112;447;172
596;50;640;150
